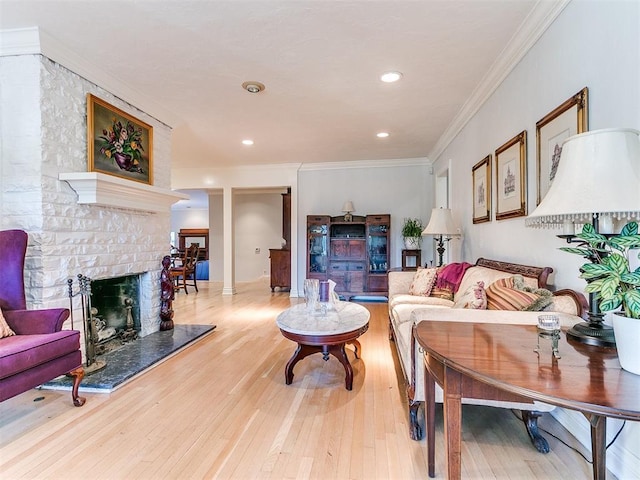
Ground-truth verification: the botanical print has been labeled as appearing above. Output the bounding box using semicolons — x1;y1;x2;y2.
472;155;491;224
536;87;588;205
547;129;570;186
477;178;486;207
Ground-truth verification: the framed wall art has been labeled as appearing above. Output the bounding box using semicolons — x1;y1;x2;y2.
495;130;527;221
87;94;153;185
535;87;588;205
472;155;491;224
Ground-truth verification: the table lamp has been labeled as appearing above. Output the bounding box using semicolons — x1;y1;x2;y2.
422;208;459;266
527;128;640;346
342;201;355;222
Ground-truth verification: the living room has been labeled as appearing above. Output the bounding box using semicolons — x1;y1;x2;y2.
1;0;639;478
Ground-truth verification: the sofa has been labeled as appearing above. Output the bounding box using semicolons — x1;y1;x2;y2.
388;257;588;451
0;229;85;407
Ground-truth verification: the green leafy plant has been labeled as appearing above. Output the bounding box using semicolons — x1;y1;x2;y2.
401;217;424;238
560;221;640;319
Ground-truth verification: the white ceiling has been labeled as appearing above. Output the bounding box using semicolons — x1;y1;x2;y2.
1;0;564;169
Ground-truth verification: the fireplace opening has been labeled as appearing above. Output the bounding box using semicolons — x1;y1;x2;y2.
90;274;141;356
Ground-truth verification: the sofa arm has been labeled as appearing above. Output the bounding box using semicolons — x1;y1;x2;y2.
388;270;416;298
4;308;70;335
551;289;589;318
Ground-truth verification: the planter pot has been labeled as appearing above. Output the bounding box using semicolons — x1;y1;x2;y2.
612;313;640;375
403;237;421;250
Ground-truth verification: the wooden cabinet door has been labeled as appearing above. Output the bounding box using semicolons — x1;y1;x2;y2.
331;239;365;259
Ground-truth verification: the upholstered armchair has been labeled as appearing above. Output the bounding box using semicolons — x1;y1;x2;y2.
0;229;85;406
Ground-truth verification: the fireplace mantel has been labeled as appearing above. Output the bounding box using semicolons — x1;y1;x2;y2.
59;172;189;213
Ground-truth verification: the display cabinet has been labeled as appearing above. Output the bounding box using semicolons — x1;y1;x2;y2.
367;214;390;292
306;213;390;297
329;216;366;294
307;215;330;281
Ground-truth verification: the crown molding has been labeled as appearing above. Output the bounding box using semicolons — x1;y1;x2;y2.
299;157;431;171
0;27;180;128
428;0;571;161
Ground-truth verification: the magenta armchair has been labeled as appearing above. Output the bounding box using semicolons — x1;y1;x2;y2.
0;229;85;406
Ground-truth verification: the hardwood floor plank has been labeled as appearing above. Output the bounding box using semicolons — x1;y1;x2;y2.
0;279;614;479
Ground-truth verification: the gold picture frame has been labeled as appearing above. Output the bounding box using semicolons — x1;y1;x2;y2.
87;94;153;185
472;155;491;224
495;130;527;221
535;87;588;205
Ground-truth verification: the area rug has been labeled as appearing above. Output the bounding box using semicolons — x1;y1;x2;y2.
349;295;388;303
43;324;216;393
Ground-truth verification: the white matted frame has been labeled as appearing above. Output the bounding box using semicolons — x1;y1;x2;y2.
495;130;527;221
472;155;491;224
535;87;588;205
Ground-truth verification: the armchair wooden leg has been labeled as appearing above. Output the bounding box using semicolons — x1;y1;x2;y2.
69;366;86;407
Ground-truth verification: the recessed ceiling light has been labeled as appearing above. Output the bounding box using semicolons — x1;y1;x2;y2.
242;81;265;93
242;139;254;146
380;71;403;83
377;132;390;138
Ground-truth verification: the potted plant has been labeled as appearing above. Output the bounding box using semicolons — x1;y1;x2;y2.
401;217;424;250
561;221;640;374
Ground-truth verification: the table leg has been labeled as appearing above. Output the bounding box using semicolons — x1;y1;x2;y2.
284;344;318;385
588;414;607;480
348;339;362;359
284;343;355;390
330;344;354;390
425;360;436;478
443;366;463;480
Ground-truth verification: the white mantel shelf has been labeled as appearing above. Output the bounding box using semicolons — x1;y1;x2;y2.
59;172;189;213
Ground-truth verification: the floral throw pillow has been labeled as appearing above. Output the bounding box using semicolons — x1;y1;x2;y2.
0;308;15;338
409;267;439;296
453;281;487;309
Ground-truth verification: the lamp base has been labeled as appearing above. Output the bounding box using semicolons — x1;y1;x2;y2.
566;320;616;348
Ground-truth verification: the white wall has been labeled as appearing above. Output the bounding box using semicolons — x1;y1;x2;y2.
432;1;639;476
171;209;209;232
297;162;434;292
234;192;282;282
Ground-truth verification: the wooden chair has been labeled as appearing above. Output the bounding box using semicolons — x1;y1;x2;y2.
171;243;199;294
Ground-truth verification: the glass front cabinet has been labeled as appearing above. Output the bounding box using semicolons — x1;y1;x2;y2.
306;213;390;296
366;214;390;292
307;216;329;281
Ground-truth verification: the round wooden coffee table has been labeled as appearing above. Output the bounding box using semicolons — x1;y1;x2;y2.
276;302;369;390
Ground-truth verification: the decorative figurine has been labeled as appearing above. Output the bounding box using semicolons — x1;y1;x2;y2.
160;255;175;330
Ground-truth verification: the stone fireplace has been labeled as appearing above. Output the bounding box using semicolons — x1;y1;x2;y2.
0;52;186;359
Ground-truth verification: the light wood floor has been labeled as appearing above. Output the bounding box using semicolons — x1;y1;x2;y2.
0;279;608;479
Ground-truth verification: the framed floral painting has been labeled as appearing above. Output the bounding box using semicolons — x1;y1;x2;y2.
535;87;588;205
87;94;153;185
495;130;527;221
472;155;491;224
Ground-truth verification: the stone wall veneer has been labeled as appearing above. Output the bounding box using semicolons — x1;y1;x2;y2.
1;54;173;337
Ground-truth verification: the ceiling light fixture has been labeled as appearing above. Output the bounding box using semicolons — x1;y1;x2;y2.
242;139;254;146
377;132;390;138
380;71;403;83
242;81;265;93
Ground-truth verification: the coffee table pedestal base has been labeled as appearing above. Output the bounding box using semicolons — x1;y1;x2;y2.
285;341;361;390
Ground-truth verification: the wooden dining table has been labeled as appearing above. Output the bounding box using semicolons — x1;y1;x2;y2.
414;320;640;480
